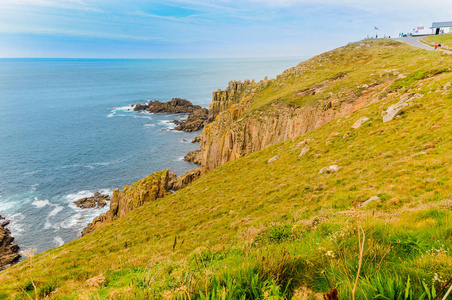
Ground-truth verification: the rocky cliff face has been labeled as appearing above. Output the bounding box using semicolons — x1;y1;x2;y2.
82;168;202;235
201;79;388;172
82;170;170;235
208;79;270;121
0;216;21;271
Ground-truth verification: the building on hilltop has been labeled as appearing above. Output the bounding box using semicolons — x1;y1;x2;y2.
413;25;432;36
431;21;452;35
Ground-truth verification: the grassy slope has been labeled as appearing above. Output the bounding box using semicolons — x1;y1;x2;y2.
421;33;452;48
1;39;452;299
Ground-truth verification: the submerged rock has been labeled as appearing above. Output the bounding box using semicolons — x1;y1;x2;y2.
0;215;21;271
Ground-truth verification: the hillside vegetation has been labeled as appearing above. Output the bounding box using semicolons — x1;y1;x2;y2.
1;39;452;299
421;34;452;49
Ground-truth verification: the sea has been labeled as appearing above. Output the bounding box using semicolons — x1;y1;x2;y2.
0;57;303;255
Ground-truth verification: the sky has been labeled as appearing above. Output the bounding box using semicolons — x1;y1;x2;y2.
1;0;452;58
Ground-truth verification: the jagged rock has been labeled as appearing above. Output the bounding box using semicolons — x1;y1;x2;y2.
351;116;369;129
83;168;204;236
382;100;409;123
169;168;202;191
319;165;339;174
298;146;310;157
192;136;201;143
174;108;209;132
82;170;171;236
0;215;21;271
360;196;379;207
444;82;451;90
134;98;200;114
184;150;202;165
74;192;110;209
268;156;280;163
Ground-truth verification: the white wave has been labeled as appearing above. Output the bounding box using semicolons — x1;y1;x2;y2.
64;190;94;203
99;188;113;196
158;120;176;129
0;200;18;212
49;205;63;217
133;114;153;120
44;220;52;229
107;105;134;118
61;213;81;229
144;123;155;127
53;236;64;247
60;163;82;169
7;213;25;235
31;198;51;208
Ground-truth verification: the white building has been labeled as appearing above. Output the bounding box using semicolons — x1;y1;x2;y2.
432;21;452;35
413;25;432;36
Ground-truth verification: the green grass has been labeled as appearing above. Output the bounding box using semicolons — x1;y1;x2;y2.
1;38;452;299
421;33;452;48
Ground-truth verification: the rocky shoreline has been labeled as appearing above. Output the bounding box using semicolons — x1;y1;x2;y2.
134;97;211;132
0;215;21;271
81;98;206;236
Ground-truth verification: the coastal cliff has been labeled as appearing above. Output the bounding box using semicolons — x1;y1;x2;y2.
199;43;398;171
2;39;452;299
82;170;170;235
82;168;202;235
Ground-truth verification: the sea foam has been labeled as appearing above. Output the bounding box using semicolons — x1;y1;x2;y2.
31;198;51;208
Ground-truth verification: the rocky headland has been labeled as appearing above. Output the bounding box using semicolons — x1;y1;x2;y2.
134;97;210;132
0;215;21;271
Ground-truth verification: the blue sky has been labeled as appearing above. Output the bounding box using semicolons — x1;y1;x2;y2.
1;0;452;58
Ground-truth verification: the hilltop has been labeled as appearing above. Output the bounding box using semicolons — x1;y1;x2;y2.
1;39;452;299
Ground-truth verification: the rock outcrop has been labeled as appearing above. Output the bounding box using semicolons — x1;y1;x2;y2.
82;168;203;235
134;98;201;114
173;108;209;132
74;192;110;209
0;216;21;271
134;98;210;132
82;170;171;235
184;150;202;165
200;90;381;171
168;168;202;191
209;79;270;121
382;100;409;122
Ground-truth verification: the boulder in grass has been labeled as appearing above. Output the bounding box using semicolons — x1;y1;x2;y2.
319;165;339;174
382;101;408;123
351;116;369;129
268;156;280;163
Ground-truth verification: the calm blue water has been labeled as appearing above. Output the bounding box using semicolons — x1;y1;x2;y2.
0;57;303;254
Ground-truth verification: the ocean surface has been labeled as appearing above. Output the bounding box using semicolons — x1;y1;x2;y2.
0;57;304;254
